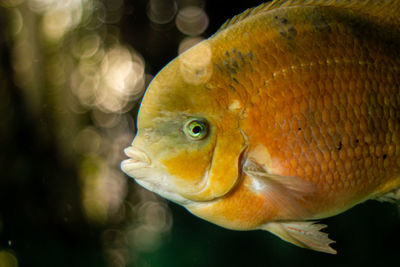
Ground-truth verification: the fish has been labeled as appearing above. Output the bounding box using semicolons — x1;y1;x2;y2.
121;0;400;254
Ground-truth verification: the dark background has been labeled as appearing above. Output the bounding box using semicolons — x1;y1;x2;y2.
0;0;399;266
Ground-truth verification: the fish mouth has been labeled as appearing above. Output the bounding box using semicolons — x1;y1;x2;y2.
121;146;151;174
121;147;193;205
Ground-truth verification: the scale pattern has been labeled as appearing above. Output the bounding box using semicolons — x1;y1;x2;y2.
211;5;400;214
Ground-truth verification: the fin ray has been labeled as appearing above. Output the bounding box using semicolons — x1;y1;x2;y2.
216;0;400;33
375;187;400;203
243;159;316;218
262;221;337;254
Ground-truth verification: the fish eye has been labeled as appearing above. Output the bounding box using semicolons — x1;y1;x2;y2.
184;119;208;140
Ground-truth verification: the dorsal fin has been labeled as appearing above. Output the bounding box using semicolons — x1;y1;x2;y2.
216;0;400;33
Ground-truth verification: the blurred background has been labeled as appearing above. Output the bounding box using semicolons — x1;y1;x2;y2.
0;0;399;266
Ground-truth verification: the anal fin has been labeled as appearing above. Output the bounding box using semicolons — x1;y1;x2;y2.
261;221;337;254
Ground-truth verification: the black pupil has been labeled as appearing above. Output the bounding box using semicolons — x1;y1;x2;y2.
192;125;202;134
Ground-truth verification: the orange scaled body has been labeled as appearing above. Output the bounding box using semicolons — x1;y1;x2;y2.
122;0;400;254
192;0;400;225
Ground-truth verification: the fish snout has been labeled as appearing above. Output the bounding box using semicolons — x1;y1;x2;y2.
121;146;151;175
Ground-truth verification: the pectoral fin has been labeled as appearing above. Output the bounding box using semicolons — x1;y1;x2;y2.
243;158;316;218
261;221;337;254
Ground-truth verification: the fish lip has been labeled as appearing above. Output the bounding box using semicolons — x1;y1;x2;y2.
124;146;151;164
121;146;151;174
121;159;148;172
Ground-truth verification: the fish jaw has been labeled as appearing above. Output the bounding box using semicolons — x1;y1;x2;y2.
134;178;194;205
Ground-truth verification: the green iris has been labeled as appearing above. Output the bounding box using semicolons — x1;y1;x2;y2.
184;119;208;140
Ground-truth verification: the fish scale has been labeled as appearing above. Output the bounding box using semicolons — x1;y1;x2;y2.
248;28;396;170
219;0;400;233
122;0;400;254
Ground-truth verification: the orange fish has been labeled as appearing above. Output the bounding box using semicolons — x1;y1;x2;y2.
121;0;400;254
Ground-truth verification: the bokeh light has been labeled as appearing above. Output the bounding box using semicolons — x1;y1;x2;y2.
147;0;178;24
72;34;102;59
179;41;212;85
175;0;209;60
71;44;145;113
91;109;122;128
0;0;23;8
8;8;23;36
99;46;145;112
41;4;83;42
127;191;173;253
175;5;209;36
0;251;18;267
73;126;103;155
2;1;173;266
101;0;124;23
178;36;204;54
79;154;128;224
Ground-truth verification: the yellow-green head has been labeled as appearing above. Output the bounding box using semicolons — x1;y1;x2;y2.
121;40;246;204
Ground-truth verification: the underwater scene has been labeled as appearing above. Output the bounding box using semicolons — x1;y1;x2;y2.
0;0;399;266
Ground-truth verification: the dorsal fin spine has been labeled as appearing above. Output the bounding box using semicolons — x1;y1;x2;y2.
216;0;400;34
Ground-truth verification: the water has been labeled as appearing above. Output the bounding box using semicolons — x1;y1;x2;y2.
0;0;399;266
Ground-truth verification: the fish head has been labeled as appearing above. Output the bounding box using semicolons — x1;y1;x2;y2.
121;40;247;204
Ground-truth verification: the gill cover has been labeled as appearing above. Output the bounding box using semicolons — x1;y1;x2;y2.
184;116;246;201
